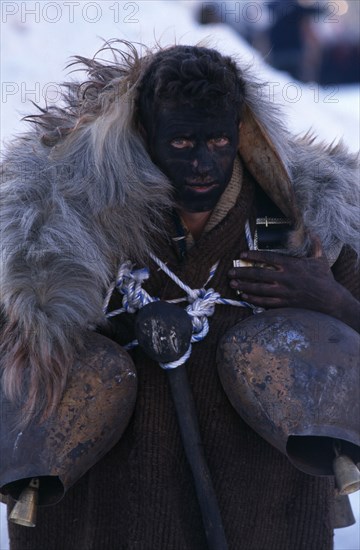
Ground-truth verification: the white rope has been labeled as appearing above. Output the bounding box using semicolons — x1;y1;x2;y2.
149;253;204;300
159;344;192;370
104;219;257;368
106;262;156;317
245;219;255;251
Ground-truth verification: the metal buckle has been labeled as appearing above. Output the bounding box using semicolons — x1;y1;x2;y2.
254;217;292;251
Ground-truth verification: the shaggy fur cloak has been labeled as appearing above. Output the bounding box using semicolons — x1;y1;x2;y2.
1;40;359;422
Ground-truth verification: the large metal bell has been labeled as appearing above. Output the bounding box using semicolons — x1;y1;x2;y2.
0;333;137;522
217;308;360;478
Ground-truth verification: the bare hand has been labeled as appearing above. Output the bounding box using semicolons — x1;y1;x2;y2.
228;238;360;331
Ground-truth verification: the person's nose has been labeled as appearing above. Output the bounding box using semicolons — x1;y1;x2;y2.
191;145;213;175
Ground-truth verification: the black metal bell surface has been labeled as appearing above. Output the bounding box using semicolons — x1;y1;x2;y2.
0;333;137;508
135;301;193;363
217;308;360;477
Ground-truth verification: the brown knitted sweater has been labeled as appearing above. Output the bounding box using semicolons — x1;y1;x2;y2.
8;174;359;550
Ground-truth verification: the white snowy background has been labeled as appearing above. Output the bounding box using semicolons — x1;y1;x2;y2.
0;1;359;549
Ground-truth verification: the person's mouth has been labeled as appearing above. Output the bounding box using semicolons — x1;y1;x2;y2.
185;178;217;192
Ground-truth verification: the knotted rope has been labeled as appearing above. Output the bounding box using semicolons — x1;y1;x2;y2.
104;263;154;317
103;245;256;369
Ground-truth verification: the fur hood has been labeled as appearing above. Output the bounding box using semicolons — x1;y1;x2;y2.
1;40;358;421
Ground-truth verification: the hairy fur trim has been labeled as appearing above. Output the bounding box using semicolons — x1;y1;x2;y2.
0;41;172;424
289;136;360;260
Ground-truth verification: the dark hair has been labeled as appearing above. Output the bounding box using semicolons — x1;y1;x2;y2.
136;45;246;132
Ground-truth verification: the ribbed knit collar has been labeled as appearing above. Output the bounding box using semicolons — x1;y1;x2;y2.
180;156;243;249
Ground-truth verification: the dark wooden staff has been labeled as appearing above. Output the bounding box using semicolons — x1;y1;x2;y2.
167;366;228;550
135;301;229;550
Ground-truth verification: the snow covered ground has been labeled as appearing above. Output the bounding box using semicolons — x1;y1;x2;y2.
1;1;359;549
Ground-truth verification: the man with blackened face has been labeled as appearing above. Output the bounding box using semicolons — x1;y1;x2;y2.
6;40;360;550
149;105;240;216
138;46;244;239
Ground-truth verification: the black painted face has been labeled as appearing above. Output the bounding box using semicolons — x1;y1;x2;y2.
149;106;240;213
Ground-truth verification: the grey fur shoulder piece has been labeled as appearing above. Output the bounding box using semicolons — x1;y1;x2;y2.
0;41;172;422
289;136;359;263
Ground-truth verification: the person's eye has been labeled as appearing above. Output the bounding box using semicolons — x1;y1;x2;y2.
210;137;230;147
170;138;193;149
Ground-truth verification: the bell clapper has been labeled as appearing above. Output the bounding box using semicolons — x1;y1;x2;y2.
9;477;40;527
332;440;360;495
